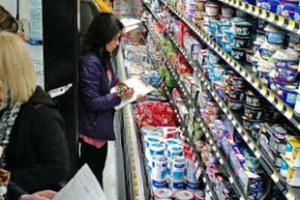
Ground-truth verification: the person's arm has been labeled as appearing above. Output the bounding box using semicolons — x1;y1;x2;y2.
10;107;70;192
79;58;121;112
7;181;27;200
19;190;56;200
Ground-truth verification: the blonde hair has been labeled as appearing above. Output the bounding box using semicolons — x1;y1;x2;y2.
0;31;36;105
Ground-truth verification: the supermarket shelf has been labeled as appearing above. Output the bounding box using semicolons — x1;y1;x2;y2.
165;32;297;200
163;87;219;200
146;22;219;200
162;48;248;200
142;1;159;21
218;0;300;35
145;2;300;199
116;49;149;200
161;0;300;135
147;23;248;199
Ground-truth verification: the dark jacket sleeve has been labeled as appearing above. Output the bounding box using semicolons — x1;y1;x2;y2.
7;182;27;200
10;106;70;192
79;57;121;112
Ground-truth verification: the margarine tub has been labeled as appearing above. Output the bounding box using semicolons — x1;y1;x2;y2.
265;24;285;45
282;158;300;187
272;48;299;69
284;135;300;167
259;42;282;62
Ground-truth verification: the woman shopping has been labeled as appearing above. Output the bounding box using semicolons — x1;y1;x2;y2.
79;13;133;187
0;32;70;196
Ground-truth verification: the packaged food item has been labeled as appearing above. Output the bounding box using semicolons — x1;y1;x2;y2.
152;155;169;181
154;188;173;200
174;190;194;200
284;135;300;167
285;159;300;187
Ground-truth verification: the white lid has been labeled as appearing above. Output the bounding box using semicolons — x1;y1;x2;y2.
254;35;266;45
168;144;183;152
150;143;166;151
164;138;180;146
265;24;283;32
260;41;281;51
174;190;194;199
273;48;299;61
257;59;275;72
154;188;173;198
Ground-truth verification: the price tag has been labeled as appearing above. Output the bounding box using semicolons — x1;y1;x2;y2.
249;142;254;150
253;80;259;88
219;158;224;164
254;150;261;159
237;126;242;133
212;146;217;152
261;10;267;18
287;20;296;31
240;69;246;77
269;13;275;22
285;107;293;119
196;168;202;179
277;100;284;111
271;172;280;183
278;16;285;25
267;92;275;102
254;7;259;14
285;191;295;200
232;120;237;126
241;1;246;8
261;85;267;95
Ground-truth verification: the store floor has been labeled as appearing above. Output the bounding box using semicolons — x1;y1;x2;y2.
103;141;119;200
103;114;126;200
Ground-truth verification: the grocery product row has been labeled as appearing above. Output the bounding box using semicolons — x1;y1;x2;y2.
118;39;211;199
138;0;300;198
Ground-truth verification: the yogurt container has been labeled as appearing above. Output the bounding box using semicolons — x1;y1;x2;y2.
244;105;264;120
276;84;298;108
150;143;166;157
273;48;299;69
232;20;252;36
265;24;285;45
259;42;282;61
174;190;194;200
154;188;173;200
221;5;234;17
168;145;184;157
171;156;186;181
152;155;169;181
205;2;219;16
245;90;262;107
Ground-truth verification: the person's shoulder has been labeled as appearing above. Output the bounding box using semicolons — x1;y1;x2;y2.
81;52;101;65
23;87;62;121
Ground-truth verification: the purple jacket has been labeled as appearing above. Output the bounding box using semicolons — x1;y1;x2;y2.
79;52;121;140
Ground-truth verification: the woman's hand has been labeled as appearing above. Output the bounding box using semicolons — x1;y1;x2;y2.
121;88;134;100
21;190;56;200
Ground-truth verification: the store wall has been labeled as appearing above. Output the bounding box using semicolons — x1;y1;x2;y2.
43;0;79;178
0;0;17;16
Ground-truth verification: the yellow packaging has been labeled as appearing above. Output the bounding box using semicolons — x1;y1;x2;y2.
285;159;300;187
284;135;300;167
